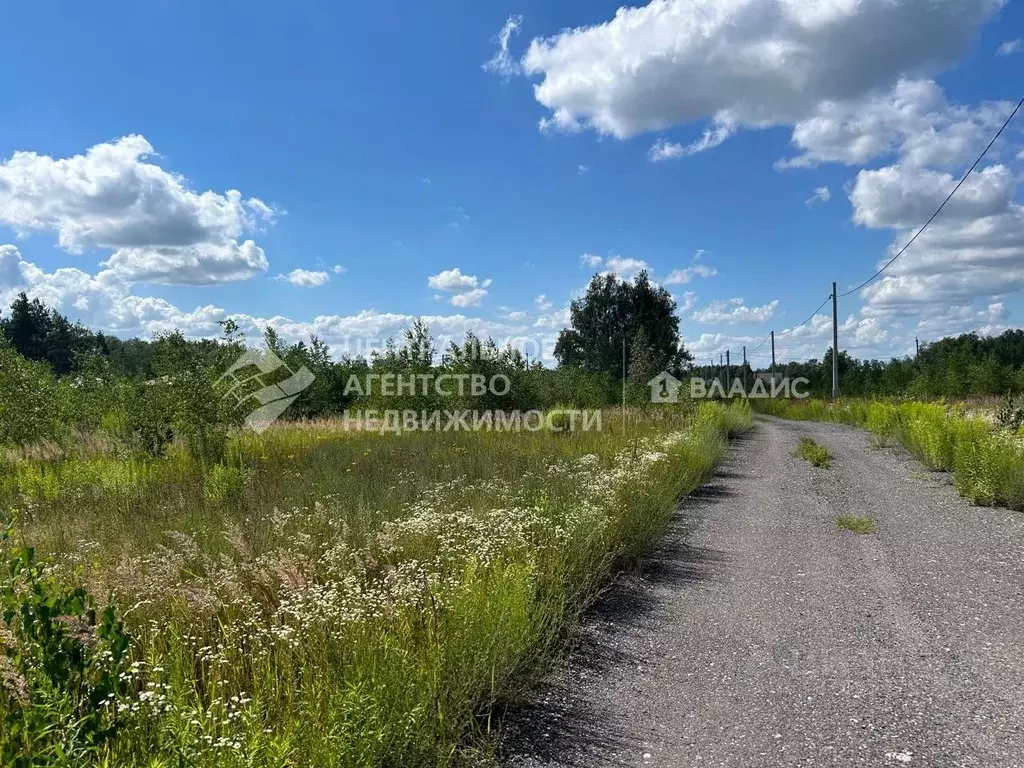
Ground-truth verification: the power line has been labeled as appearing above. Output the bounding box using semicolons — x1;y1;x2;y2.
838;95;1024;299
748;333;771;353
778;294;833;337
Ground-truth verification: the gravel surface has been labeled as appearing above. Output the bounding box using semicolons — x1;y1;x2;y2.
500;416;1024;768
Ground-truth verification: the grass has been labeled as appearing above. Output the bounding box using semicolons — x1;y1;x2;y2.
0;401;752;766
755;398;1024;511
835;515;877;534
794;437;833;468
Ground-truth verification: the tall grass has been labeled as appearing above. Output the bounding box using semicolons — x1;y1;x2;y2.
0;402;751;766
754;398;1024;509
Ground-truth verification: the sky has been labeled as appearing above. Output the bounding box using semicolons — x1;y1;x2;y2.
0;0;1022;367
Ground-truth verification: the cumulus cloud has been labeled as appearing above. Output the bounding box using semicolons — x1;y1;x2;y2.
0;135;275;286
664;264;717;284
101;241;269;285
534;294;554;311
849;162;1024;313
850;164;1014;229
580;253;603;268
483;15;524;78
676;291;697;312
275;268;331;288
519;0;1002;140
427;267;492;307
0;244;228;337
693;297;779;325
601;256;649;278
777;79;1016;169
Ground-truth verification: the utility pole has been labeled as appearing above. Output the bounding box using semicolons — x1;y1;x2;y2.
915;337;920;360
770;330;776;382
742;345;747;393
725;350;731;391
831;282;839;399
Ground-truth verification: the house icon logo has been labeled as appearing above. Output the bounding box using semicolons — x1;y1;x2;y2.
648;371;683;404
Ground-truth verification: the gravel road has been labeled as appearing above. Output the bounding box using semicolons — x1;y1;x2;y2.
501;416;1024;768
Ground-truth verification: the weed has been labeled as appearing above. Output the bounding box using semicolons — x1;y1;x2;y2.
794;437;833;468
835;515;877;534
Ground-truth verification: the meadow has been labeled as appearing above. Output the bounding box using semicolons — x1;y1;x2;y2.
0;402;752;767
754;398;1024;510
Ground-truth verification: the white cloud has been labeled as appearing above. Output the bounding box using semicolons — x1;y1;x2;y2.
102;241;268;285
693;297;778;325
664;264;717;284
275;268;331;288
483;15;524;78
849;162;1024;312
520;0;1002;140
580;253;651;277
499;306;530;322
777;79;1015;170
0;244;228;338
648;119;736;161
534;294;554;311
427;267;492;307
332;265;346;275
602;256;649;278
0;135;275;286
533;306;571;330
805;186;831;206
577;164;589;175
997;38;1023;55
449;289;488;308
677;291;697;312
850;164;1014;229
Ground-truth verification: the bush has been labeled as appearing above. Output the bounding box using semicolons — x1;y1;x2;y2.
1;523;134;766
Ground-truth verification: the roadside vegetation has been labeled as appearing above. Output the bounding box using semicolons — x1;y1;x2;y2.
835;515;877;534
0;401;751;766
794;437;833;468
755;398;1024;510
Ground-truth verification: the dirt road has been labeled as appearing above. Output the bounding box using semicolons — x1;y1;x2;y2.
502;417;1024;767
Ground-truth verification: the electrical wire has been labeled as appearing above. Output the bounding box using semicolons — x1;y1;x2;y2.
838;95;1024;298
777;294;833;337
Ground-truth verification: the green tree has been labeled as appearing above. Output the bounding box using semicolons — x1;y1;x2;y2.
554;271;691;380
627;327;663;405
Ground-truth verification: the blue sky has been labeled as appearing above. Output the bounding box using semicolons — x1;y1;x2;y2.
0;0;1022;365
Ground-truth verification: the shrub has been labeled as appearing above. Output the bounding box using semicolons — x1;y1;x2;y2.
1;523;134;766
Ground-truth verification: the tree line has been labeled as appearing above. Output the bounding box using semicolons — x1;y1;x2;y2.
0;273;690;452
3;274;1023;452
